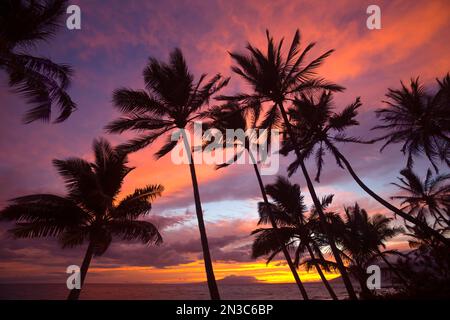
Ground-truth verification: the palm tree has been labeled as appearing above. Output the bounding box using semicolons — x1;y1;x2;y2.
0;0;76;122
312;203;403;298
218;29;357;299
203;104;310;299
105;48;228;300
281;91;450;247
341;204;404;298
393;220;450;299
251;176;338;300
0;138;163;300
392;168;450;229
372;75;450;170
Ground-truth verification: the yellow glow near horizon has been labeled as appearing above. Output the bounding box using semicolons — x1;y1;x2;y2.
88;260;341;284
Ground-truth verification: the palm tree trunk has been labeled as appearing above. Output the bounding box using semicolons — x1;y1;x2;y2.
334;149;450;248
181;130;221;300
305;243;338;300
290;203;337;299
277;102;358;300
356;267;373;299
250;155;309;300
67;241;94;300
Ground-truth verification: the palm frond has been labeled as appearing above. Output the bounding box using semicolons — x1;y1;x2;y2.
112;88;166;115
52;158;100;205
328;97;361;131
0;194;88;224
10;221;69;239
155;135;179;159
113;184;164;219
251;227;296;259
7;58;76;123
109;220;163;245
116;130;166;154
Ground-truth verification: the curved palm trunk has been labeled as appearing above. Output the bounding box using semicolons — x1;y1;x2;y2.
334;149;450;248
181;130;220;300
67;242;94;300
305;243;338;300
277;102;358;300
250;158;309;300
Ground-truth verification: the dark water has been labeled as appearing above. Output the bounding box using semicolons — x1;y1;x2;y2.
0;282;360;300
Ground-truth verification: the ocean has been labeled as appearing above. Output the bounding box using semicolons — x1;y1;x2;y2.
0;281;371;300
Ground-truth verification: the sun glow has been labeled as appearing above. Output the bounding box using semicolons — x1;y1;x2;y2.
88;260;341;284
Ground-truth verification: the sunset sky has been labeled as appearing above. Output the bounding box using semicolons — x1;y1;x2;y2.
0;0;449;285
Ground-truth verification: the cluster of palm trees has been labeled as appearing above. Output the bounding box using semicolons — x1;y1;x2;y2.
0;0;449;300
251;177;405;299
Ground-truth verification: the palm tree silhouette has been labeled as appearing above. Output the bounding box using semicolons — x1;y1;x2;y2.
218;29;357;299
373;75;450;170
0;0;76;122
395;221;450;298
251;176;338;300
203;104;310;299
281;91;450;247
0;138;163;300
105;48;228;300
341;204;404;298
392;168;450;229
310;203;403;298
403;217;448;252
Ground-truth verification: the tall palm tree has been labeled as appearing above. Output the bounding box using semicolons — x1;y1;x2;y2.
0;0;76;122
281;91;450;247
218;29;357;299
372;75;450;170
311;203;403;298
250;176;338;300
0;138;163;300
105;48;228;300
203;104;310;299
392;168;450;229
